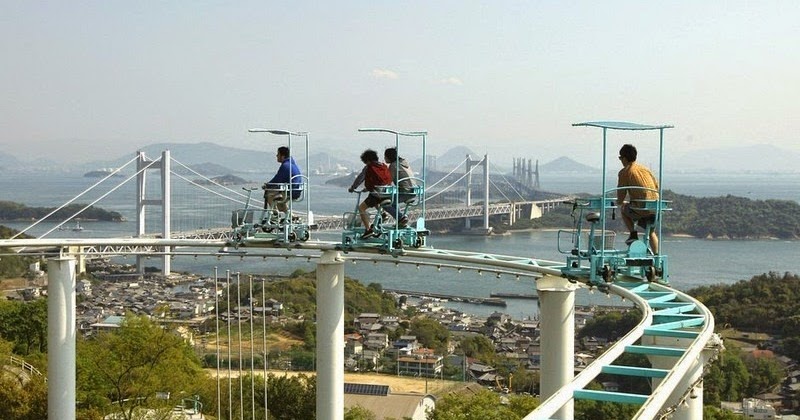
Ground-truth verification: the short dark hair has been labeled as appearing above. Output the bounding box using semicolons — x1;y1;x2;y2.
384;147;397;163
277;146;290;158
619;144;637;162
360;149;379;163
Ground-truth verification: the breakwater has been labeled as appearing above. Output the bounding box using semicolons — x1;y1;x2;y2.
383;288;507;307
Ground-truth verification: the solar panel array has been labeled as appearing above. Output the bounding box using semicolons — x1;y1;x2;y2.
344;383;390;396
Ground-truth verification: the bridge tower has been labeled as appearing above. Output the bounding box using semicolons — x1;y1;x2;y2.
136;150;171;275
513;157;540;190
465;154;490;233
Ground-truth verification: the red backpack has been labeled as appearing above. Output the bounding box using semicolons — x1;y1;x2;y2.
365;162;392;190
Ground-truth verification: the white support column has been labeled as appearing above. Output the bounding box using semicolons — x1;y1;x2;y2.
136;151;148;273
161;150;171;275
537;275;579;420
465;154;473;230
48;256;76;420
316;250;345;420
482;155;489;230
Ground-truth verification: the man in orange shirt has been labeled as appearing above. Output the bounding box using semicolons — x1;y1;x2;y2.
617;144;660;253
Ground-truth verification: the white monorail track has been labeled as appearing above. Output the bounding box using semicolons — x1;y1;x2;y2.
0;237;720;419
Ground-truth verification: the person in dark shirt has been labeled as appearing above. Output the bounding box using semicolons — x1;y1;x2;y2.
348;149;392;238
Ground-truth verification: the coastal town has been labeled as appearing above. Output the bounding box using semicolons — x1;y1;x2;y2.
7;258;798;418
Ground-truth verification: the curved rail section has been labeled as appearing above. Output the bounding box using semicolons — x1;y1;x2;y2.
525;279;721;419
0;238;720;419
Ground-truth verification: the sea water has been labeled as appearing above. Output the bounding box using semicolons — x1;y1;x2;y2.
2;171;798;320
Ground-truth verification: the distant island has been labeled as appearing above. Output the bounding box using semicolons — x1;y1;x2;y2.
511;190;800;240
84;169;123;178
0;201;125;222
194;174;250;186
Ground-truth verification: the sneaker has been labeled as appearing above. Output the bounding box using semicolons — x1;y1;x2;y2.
625;233;639;246
398;216;409;228
380;211;390;221
361;226;377;239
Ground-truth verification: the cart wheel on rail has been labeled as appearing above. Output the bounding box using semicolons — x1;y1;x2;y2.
601;265;613;283
645;265;656;282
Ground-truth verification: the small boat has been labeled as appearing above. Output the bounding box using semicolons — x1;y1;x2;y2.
71;221;84;232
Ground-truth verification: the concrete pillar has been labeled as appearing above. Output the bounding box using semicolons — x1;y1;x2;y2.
537;275;579;419
161;150;171;275
482;155;489;230
316;250;345;420
136;151;148;274
48;256;76;420
465;155;473;230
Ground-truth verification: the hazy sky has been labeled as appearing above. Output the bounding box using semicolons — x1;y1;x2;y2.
2;1;798;165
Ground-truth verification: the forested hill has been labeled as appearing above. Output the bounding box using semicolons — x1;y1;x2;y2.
0;201;124;222
524;191;800;240
0;225;35;278
662;191;800;239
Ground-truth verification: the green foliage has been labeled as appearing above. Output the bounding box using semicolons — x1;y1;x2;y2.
574;398;640;420
265;373;316;419
662;191;800;239
458;335;497;365
0;225;36;279
409;317;450;354
693;273;798;404
510;190;800;239
688;272;800;334
576;309;642;341
0;201;124;222
596;353;651;395
703;405;742;419
428;389;539;420
254;275;399;323
743;352;785;396
199;372;315;419
0;373;47;420
345;405;377;420
0;298;47;355
76;316;206;419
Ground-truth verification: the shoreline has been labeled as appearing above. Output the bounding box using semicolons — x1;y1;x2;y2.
500;227;793;241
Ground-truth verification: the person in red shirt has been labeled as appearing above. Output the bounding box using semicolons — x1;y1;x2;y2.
348;149;392;238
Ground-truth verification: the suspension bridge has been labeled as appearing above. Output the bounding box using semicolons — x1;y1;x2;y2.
1;145;721;419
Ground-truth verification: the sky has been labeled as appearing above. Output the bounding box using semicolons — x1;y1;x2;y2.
1;1;799;167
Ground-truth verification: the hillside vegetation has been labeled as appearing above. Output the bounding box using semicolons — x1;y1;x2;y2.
0;226;35;278
517;191;800;239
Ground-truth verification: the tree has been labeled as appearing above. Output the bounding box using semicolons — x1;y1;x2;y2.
743;354;784;396
0;298;47;355
429;389;537;420
0;338;47;420
573;383;639;420
345;405;377;420
76;315;206;419
458;335;496;365
265;373;316;419
703;405;742;420
409;317;450;354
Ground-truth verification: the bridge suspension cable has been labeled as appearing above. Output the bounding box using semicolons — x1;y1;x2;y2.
426;157;468;190
488;161;527;201
11;155;141;239
18;157;159;240
426;158;484;202
170;157;250;205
